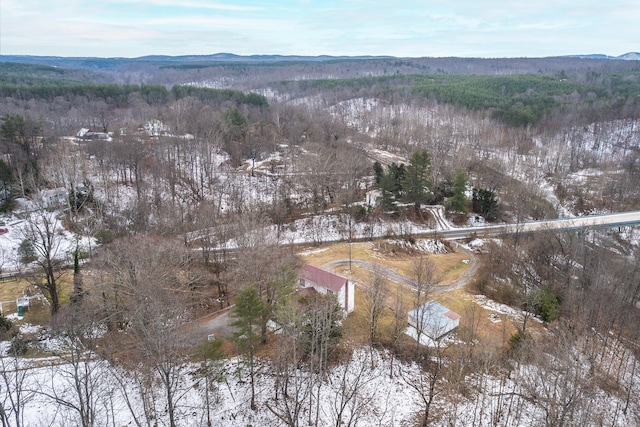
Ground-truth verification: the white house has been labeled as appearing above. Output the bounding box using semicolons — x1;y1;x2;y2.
144;119;169;136
38;188;68;209
408;300;460;340
299;264;355;314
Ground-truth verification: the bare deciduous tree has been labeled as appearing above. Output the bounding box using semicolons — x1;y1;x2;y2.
0;336;35;427
267;302;310;427
20;211;68;315
305;293;344;427
401;336;447;427
411;256;436;351
365;265;388;346
327;350;377;427
39;302;112;427
95;236;200;427
231;284;264;411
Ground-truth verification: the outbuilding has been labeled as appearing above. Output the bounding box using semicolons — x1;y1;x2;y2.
408;300;460;340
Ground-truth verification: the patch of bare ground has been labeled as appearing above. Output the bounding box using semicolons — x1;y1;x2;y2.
0;270;74;323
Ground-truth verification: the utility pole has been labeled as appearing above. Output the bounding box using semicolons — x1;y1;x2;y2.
348;210;353;273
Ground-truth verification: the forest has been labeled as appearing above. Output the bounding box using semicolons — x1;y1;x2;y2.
0;54;639;426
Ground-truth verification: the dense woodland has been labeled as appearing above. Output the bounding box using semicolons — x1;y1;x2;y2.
0;55;639;426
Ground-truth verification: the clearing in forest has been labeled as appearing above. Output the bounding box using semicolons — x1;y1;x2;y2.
300;240;528;347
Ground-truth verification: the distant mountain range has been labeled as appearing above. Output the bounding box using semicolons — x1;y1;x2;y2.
568;52;640;60
136;53;396;62
0;53;396;68
1;52;638;67
0;53;637;84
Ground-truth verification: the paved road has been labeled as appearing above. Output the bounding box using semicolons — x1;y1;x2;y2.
434;211;640;241
187;210;640;249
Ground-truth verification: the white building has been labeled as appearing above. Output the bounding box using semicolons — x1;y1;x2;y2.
76;128;113;141
38;188;68;209
299;264;355;314
144;119;169;136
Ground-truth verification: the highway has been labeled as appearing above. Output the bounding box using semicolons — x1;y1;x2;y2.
433;211;640;241
185;210;640;253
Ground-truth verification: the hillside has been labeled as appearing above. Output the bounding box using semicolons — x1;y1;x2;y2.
2;53;639;87
0;53;639;426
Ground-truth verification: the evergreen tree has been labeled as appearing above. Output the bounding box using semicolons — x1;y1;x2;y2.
0;115;42;194
224;107;247;141
472;187;499;221
375;162;405;212
378;172;398;211
372;161;384;185
402;150;432;211
0;160;14;210
232;285;264;410
387;162;405;197
449;168;468;213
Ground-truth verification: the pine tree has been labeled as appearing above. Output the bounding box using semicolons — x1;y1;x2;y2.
373;161;384;185
472;187;499;221
232;285;264;410
449;168;468;213
402;150;432;211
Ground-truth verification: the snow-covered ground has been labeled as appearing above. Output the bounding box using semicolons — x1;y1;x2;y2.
0;202;96;273
2;340;638;427
0;345;421;427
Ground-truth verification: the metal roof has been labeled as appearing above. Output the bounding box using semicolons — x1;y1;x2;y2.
408;300;460;338
300;264;348;293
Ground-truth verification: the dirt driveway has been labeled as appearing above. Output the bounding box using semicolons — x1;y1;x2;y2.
189;306;237;342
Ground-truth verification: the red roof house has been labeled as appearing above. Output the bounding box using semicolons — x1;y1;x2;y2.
299;264;355;314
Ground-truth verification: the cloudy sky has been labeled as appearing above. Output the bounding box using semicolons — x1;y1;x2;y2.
0;0;637;58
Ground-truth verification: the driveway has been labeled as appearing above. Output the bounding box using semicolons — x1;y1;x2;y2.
323;241;478;293
189;306;237;342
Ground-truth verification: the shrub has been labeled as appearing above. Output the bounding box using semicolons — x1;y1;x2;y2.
8;333;29;356
509;328;530;350
535;286;560;323
18;239;37;264
95;228;115;245
0;315;13;340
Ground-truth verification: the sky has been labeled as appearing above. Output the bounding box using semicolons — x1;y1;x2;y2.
0;0;638;58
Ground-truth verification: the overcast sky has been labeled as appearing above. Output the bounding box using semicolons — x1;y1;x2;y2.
0;0;637;58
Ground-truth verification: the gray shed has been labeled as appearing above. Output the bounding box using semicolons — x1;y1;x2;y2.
408;300;460;340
